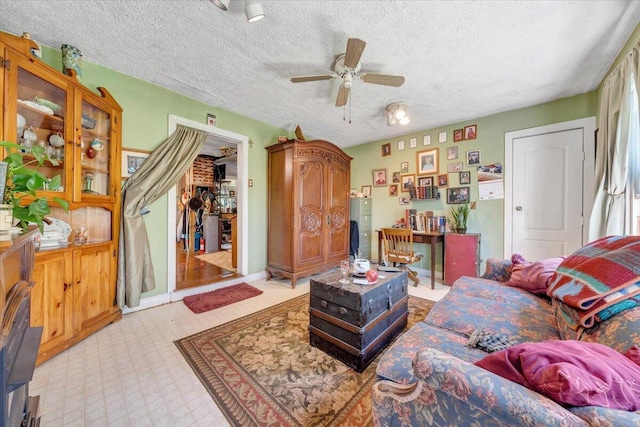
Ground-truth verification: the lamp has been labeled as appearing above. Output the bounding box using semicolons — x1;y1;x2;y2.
245;1;265;22
386;102;409;126
210;0;230;10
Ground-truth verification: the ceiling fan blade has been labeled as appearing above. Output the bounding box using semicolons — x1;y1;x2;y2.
344;38;366;69
291;75;334;83
335;85;350;107
362;73;405;87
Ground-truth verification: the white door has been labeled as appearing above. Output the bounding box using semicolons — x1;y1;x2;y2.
505;118;595;260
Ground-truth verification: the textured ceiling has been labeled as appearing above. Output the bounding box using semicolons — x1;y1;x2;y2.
1;0;640;147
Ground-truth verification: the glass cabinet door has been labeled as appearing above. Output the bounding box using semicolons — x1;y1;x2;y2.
79;100;111;198
14;59;69;194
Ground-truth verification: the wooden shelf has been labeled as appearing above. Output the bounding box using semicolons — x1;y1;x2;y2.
17;103;65;129
81;165;109;174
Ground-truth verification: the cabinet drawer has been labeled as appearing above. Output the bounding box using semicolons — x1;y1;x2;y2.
359;199;372;215
358;247;370;260
358;214;372;231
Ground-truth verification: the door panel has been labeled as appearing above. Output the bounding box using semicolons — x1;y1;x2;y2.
31;251;73;352
512;129;583;260
75;244;114;330
326;164;349;262
297;160;324;266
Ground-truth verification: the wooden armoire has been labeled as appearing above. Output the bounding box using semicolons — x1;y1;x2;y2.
266;139;352;288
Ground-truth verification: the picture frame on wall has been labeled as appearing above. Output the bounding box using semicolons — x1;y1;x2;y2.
373;168;388;186
467;149;481;166
392;171;400;183
417;148;439;175
438;131;447;143
464;124;477;140
446;146;458;160
460;171;471;184
447;162;463;173
382;143;391;157
400;162;409;173
438;174;448;187
361;185;372;197
350;188;358;197
418;176;433;187
389;184;398;196
207;113;217;126
453;129;464;142
398;140;405;150
400;174;416;192
447;186;470;204
121;148;151;179
399;196;412;205
409;138;417;148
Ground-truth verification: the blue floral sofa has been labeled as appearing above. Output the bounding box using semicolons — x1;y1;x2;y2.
371;258;640;426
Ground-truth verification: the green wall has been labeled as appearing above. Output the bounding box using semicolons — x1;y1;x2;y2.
344;93;596;271
38;44;286;300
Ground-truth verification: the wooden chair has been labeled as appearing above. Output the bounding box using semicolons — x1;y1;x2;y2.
381;228;424;286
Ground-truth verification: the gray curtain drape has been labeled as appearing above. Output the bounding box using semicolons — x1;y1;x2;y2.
589;41;640;240
117;125;207;308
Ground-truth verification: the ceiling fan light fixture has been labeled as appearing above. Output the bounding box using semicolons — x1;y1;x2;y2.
210;0;230;11
386;102;409;126
245;1;265;22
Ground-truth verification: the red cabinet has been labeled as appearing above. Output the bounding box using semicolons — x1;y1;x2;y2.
444;233;481;285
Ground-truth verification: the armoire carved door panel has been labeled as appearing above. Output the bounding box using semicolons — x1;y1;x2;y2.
326;163;350;262
297;160;325;267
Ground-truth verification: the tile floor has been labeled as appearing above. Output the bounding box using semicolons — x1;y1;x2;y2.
30;274;450;426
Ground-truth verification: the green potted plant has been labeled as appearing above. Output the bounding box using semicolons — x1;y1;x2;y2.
1;141;68;232
449;202;471;234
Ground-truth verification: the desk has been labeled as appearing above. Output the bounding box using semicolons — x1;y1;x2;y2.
377;230;445;289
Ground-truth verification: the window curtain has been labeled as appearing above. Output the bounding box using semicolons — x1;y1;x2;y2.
589;41;640;240
117;125;207;308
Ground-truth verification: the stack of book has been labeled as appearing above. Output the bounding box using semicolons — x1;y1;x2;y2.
413;185;440;200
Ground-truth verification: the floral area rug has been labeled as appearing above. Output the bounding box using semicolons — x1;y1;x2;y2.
175;294;434;426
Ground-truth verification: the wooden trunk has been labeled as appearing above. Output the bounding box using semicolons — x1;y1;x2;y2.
309;271;409;372
266;140;352;288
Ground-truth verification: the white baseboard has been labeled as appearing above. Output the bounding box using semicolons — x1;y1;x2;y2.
122;293;171;315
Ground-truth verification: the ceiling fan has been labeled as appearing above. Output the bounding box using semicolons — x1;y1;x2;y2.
290;38;405;107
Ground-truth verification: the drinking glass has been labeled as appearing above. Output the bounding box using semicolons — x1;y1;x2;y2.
339;259;350;284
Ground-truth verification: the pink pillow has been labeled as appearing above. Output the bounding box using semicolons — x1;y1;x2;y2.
475;340;640;410
506;255;565;295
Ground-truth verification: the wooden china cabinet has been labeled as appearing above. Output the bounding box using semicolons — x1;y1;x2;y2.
0;31;122;365
266;139;352;288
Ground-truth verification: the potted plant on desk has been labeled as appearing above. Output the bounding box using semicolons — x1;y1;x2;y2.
1;141;68;232
449;202;470;234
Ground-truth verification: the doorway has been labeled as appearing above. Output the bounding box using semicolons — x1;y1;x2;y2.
166;115;249;296
175;140;240;290
504;117;596;260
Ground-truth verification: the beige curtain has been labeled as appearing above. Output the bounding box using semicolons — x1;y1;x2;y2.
117;125;207;308
589;41;640;240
